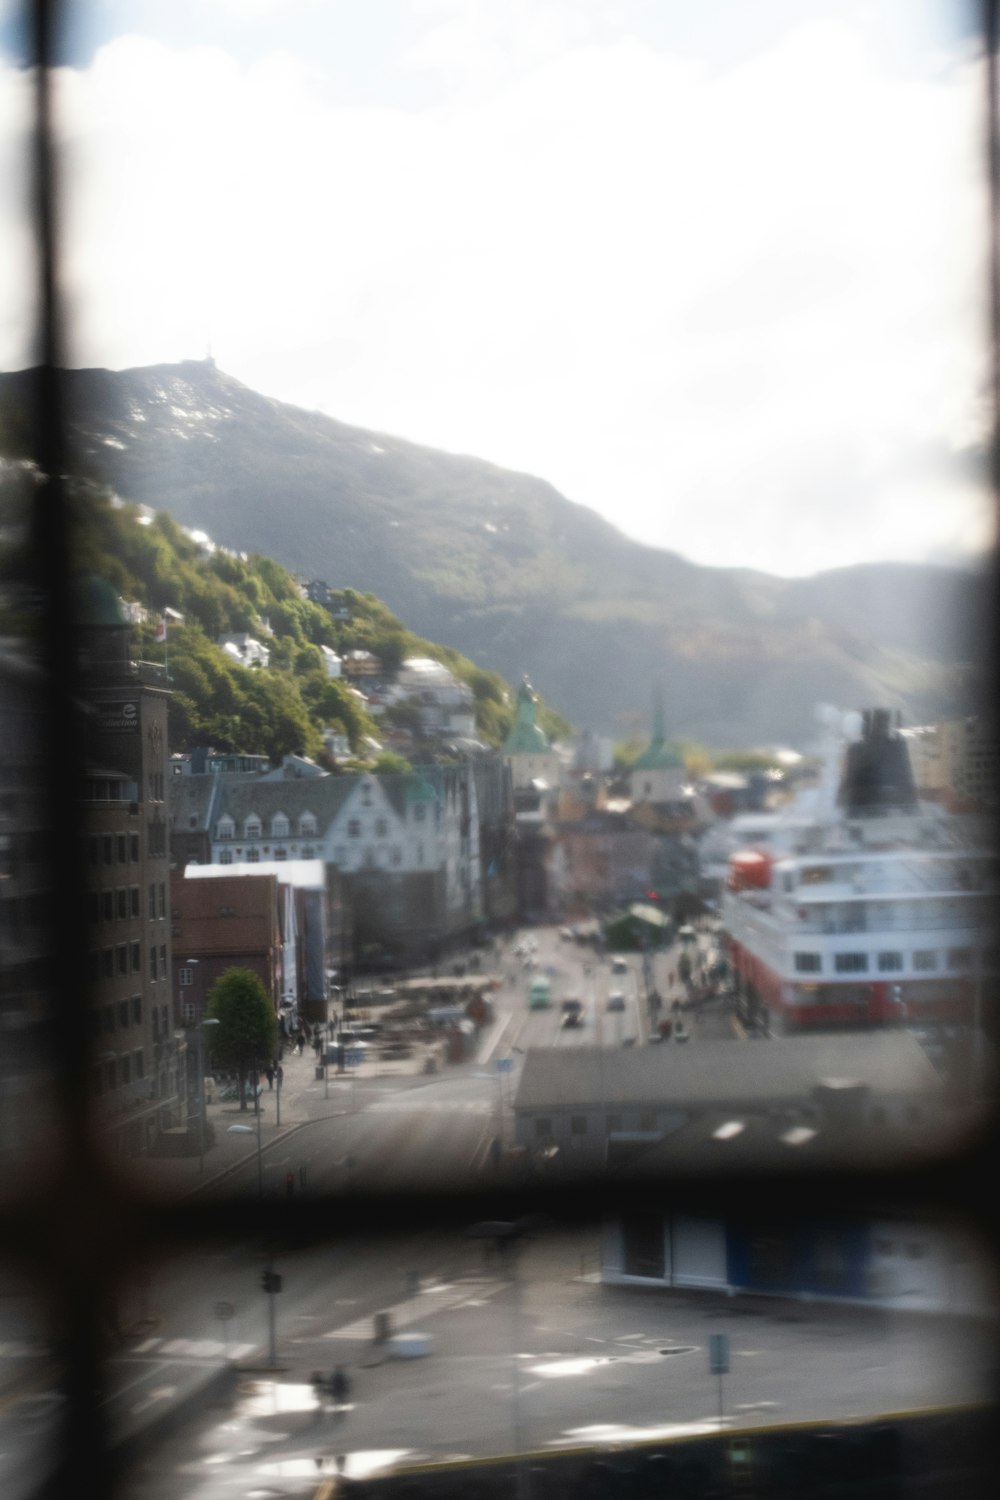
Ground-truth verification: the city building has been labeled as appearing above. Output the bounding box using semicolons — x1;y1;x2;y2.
502;677;562;792
389;656;476;738
170;760;508;965
513;1033;948;1172
76;577;180;1155
216;632;270;669
0;643;50;1164
602;1210;993;1314
628;698;687;807
169;869;284;1027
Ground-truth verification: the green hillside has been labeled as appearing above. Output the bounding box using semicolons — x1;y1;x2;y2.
55;486;568;765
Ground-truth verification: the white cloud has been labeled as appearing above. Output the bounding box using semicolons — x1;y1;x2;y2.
1;5;990;575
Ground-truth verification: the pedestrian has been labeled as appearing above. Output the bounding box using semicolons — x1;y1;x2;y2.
330;1366;350;1405
276;1064;283;1088
265;1065;274;1090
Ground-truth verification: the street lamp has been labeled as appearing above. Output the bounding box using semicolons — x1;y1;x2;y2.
197;1018;220;1173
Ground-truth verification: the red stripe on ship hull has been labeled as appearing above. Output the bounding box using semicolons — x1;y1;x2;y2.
726;941;973;1029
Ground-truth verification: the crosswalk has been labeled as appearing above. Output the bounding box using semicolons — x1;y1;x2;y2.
323;1278;503;1340
366;1096;492;1114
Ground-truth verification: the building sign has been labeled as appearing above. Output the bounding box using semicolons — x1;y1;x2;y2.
99;701;139;734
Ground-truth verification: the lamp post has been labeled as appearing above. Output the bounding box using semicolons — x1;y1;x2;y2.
198;1018;220;1173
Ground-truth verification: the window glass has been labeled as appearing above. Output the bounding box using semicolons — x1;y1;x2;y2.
7;9;995;1495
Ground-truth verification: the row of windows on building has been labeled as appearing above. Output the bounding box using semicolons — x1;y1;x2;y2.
92;996;171;1041
218;815;317;839
792;944;999;975
93;1048;153;1095
213;805;429;842
531;1103;925;1140
86;882;167;925
85;823;167;864
217;845;315;864
216;843;424;867
87;831;140;866
86;942;169;983
93;993;143;1033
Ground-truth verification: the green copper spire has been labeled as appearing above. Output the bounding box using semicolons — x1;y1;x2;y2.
503;676;551;754
632;688;683;771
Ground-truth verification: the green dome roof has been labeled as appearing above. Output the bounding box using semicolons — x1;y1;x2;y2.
72;575;128;627
503;677;550;754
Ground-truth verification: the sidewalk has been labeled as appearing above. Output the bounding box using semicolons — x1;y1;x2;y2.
127;1024;498;1200
119;1041;346;1199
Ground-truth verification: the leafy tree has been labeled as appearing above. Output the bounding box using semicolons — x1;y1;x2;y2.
205;968;278;1111
712;750;783;773
373;751;413;774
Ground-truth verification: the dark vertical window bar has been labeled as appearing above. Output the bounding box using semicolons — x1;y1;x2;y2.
28;2;113;1495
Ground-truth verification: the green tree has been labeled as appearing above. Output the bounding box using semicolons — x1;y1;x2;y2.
373;750;413;774
205;968;278;1111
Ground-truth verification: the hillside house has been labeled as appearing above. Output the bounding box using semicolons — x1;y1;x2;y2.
217;633;270;669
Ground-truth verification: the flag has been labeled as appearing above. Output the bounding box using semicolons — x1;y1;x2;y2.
155;608;184;643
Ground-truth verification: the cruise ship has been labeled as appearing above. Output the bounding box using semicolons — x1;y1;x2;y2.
722;709;997;1034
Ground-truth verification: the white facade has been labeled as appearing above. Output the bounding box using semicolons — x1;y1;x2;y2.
217;633;270;668
205;772;481;922
319;645;342;678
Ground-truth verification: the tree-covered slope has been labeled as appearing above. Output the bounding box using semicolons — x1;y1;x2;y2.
2;476;567;763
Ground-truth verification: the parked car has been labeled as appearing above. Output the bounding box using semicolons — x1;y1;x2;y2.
611;956;628;974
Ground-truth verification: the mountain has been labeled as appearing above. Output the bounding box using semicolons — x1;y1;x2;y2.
0;361;990;746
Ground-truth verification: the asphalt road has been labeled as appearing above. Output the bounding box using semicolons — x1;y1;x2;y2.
115;1227;995;1498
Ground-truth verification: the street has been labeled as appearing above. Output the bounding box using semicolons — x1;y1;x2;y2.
113;1226;994;1497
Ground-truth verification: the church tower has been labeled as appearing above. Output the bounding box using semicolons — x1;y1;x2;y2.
502;676;561;791
629;692;685;805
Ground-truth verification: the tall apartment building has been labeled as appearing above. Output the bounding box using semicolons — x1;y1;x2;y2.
76;577;179;1155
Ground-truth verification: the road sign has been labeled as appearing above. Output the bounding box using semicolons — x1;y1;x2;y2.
214;1300;235;1322
709;1332;730;1374
495;1057;514;1073
345;1050;365;1067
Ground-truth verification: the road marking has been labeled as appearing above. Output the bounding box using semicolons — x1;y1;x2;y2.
323;1280;503;1340
366;1098;492;1114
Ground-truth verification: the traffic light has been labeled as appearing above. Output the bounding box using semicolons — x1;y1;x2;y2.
261;1270;283;1294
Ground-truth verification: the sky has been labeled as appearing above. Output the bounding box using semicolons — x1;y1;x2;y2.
0;0;993;577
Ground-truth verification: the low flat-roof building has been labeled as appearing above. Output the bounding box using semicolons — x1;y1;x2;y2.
512;1032;950;1173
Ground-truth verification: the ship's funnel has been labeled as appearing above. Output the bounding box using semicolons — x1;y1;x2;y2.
836;707;918;816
